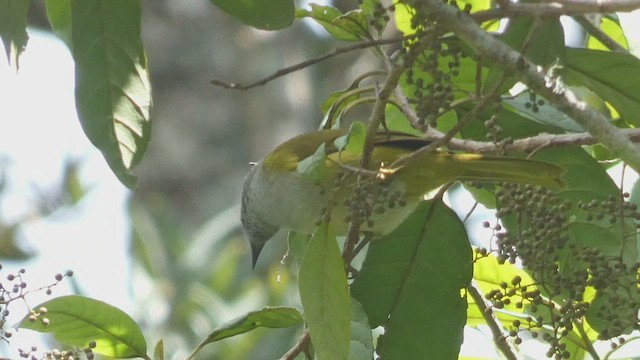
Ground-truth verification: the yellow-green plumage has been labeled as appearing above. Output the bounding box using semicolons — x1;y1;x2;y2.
243;129;564;267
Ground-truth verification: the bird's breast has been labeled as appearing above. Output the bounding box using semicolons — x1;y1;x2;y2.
253;163;422;236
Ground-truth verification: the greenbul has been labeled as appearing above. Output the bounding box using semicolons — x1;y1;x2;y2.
241;128;564;267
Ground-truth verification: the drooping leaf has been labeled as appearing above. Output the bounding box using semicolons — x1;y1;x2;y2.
299;223;351;360
70;0;152;188
19;295;147;358
563;48;640;127
352;201;473;359
210;0;294;30
0;0;29;70
201;307;303;343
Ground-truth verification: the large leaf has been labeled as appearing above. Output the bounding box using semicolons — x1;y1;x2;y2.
564;48;640;127
210;0;294;30
71;0;151;188
484;17;565;93
0;0;29;70
299;223;351;360
19;295;147;358
45;0;72;48
351;201;473;360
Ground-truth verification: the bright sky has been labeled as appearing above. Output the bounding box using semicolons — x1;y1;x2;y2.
0;30;132;355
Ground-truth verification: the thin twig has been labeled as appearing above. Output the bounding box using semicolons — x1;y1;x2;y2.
574;320;601;360
472;1;640;23
280;329;311;360
468;281;518;360
573;15;627;53
210;37;406;90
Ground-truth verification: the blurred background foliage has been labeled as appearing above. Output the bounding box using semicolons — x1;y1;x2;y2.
13;0;380;358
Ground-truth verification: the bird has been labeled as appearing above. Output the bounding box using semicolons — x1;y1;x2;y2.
241;128;564;267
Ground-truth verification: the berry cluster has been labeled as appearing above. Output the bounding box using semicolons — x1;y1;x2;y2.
483;115;514;153
524;90;545;113
400;2;470;128
363;0;393;34
484;183;640;357
336;174;407;230
0;268;74;358
405;38;463;128
19;341;96;360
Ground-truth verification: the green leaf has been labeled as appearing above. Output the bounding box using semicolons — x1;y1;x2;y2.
349;299;374;360
334;121;366;155
45;0;72;48
299;223;351;360
19;295;147;358
202;307;303;343
352;201;473;359
153;340;164;360
298;4;369;41
394;2;415;35
297;143;331;183
0;0;29;70
70;0;151;188
210;0;294;30
502;91;584;132
586;15;628;51
569;222;635;263
564;48;640;127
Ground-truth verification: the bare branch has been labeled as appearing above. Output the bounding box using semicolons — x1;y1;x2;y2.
472;1;640;22
468;281;518;360
420;0;640;173
430;128;640;153
210;37;406;91
280;329;311;360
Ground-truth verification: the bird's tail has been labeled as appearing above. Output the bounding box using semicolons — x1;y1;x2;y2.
444;153;566;189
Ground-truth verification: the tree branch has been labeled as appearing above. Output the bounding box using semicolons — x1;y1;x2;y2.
280;329;311;360
468;281;518;360
430;128;640;153
420;0;640;173
210;37;406;90
472;1;640;23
